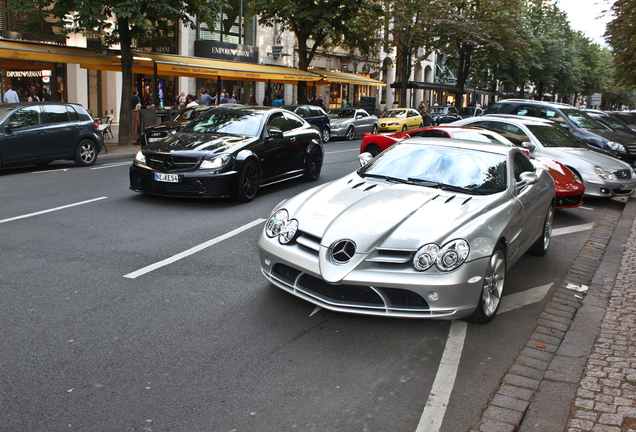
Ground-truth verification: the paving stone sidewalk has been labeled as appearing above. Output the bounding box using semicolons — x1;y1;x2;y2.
469;197;636;432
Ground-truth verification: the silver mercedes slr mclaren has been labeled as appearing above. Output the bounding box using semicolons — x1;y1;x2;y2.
258;138;556;323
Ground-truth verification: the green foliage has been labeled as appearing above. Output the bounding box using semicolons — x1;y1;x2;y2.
605;0;636;88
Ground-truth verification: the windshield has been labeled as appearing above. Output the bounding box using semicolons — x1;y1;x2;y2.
381;109;407;118
0;106;16;122
328;109;356;119
590;113;630;131
458;107;477;116
426;107;447;115
173;107;208;121
182;108;263;136
526;124;583;148
359;143;507;195
563;109;608;130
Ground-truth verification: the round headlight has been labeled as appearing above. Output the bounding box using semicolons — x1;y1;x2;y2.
595;166;615;181
436;239;470;271
279;219;299;244
413;244;440;271
265;209;288;238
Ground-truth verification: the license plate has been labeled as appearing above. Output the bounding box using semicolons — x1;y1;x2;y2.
155;173;180;183
147;137;161;142
620;184;632;191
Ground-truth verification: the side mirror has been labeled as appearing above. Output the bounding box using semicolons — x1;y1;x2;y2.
521;141;536;152
519;171;539;186
358;152;374;167
6;121;22;130
268;127;284;138
356;115;363;119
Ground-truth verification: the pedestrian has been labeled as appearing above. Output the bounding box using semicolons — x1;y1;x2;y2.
220;93;229;104
185;94;198;108
199;88;212;105
228;94;237;104
4;85;20;103
273;94;283;107
27;91;40;102
248;95;258;106
132;90;140;109
41;89;52;101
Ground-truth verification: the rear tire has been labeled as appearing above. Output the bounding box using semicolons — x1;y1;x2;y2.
528;205;554;256
345;126;355;141
235;159;260;202
467;244;506;324
74;140;98;166
321;128;330;143
371;124;379;134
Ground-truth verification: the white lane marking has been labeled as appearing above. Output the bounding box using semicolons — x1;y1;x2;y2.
499;283;553;314
124;218;266;279
325;149;359;155
416;320;467;432
579;207;594;211
32;168;69;174
91;162;131;170
0;197;108;225
552;223;595;237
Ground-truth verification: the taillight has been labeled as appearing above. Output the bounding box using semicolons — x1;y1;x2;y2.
93;122;99;131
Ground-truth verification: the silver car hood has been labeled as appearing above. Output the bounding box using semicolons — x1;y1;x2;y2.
286;173;499;254
330;118;354;126
553;147;630;170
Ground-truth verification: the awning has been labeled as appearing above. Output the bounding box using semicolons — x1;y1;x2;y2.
312;69;384;87
391;81;497;96
0;39;112;68
106;51;322;84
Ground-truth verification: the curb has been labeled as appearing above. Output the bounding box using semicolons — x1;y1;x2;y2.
469;198;635;432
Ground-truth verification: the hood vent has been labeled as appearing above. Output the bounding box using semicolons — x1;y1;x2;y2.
351;182;366;189
364;184;378;192
462;197;472;205
445;195;456;203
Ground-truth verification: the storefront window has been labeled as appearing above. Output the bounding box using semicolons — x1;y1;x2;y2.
198;0;256;46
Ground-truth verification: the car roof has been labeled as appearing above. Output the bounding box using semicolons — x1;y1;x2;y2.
467;114;557;126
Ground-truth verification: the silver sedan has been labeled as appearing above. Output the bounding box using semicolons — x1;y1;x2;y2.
327;108;379;140
452;115;636;197
259;138;555;324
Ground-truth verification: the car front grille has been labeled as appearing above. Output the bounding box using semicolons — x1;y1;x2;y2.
147;154;200;172
270;263;433;316
614;169;633;180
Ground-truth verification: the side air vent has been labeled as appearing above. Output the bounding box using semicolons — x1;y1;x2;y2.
364;185;378;192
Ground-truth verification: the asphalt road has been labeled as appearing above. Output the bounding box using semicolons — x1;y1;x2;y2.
0;139;625;432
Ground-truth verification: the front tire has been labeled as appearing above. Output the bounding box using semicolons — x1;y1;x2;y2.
528;205;554;256
345;126;355;141
401;125;407;132
321;128;330;143
235;159;260;202
304;147;323;181
467;244;506;324
74;140;98;166
365;144;382;157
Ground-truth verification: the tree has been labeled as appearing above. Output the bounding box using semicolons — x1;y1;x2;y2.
6;0;221;146
605;0;636;88
249;0;383;104
423;0;525;108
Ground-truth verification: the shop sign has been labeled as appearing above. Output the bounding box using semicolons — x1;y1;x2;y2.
6;70;43;78
194;41;259;64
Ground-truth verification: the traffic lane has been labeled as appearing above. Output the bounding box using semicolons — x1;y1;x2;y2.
0;223;450;432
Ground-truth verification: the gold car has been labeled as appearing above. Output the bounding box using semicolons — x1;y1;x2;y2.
379;108;424;132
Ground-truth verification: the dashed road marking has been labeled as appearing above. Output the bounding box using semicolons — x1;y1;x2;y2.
0;197;108;224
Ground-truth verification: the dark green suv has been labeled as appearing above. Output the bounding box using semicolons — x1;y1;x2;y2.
0;102;104;168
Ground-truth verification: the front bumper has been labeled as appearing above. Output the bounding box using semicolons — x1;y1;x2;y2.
129;163;238;198
258;233;489;319
583;178;636;198
329;127;350;138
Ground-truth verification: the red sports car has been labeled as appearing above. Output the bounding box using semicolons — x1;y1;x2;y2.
360;126;584;208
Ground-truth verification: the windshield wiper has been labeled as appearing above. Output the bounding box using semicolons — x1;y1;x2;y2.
362;173;412;184
407;178;480;195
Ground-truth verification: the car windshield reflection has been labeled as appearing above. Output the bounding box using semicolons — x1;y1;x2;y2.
360;143;507;195
526;125;584;148
182;108;263;136
328;109;356;119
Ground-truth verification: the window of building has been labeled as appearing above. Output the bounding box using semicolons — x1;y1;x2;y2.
197;0;256;45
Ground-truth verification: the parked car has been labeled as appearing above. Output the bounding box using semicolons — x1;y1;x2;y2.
140;105;218;146
585;109;636;140
0;102;103;168
425;105;463;125
327;108;379;140
259;138;555;323
485;99;636;164
609;111;636;132
281;105;330;143
452;115;636;198
458;106;484;118
378;108;423;132
360;125;584;208
130;106;323;201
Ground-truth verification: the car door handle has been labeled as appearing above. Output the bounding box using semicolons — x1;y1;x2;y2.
288;136;296;142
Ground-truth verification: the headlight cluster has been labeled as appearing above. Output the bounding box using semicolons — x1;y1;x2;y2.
387;122;400;126
595;166;616;181
200;154;230;170
413;239;470;272
607;141;626;154
265;209;298;244
134;150;146;164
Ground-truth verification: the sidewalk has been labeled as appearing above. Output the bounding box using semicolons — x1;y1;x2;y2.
99;123;140;159
469;196;636;432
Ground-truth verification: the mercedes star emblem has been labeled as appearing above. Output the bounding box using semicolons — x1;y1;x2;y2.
331;239;356;264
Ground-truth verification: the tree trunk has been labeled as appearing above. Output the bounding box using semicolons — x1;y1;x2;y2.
536;82;544;100
118;17;134;146
454;44;472;109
